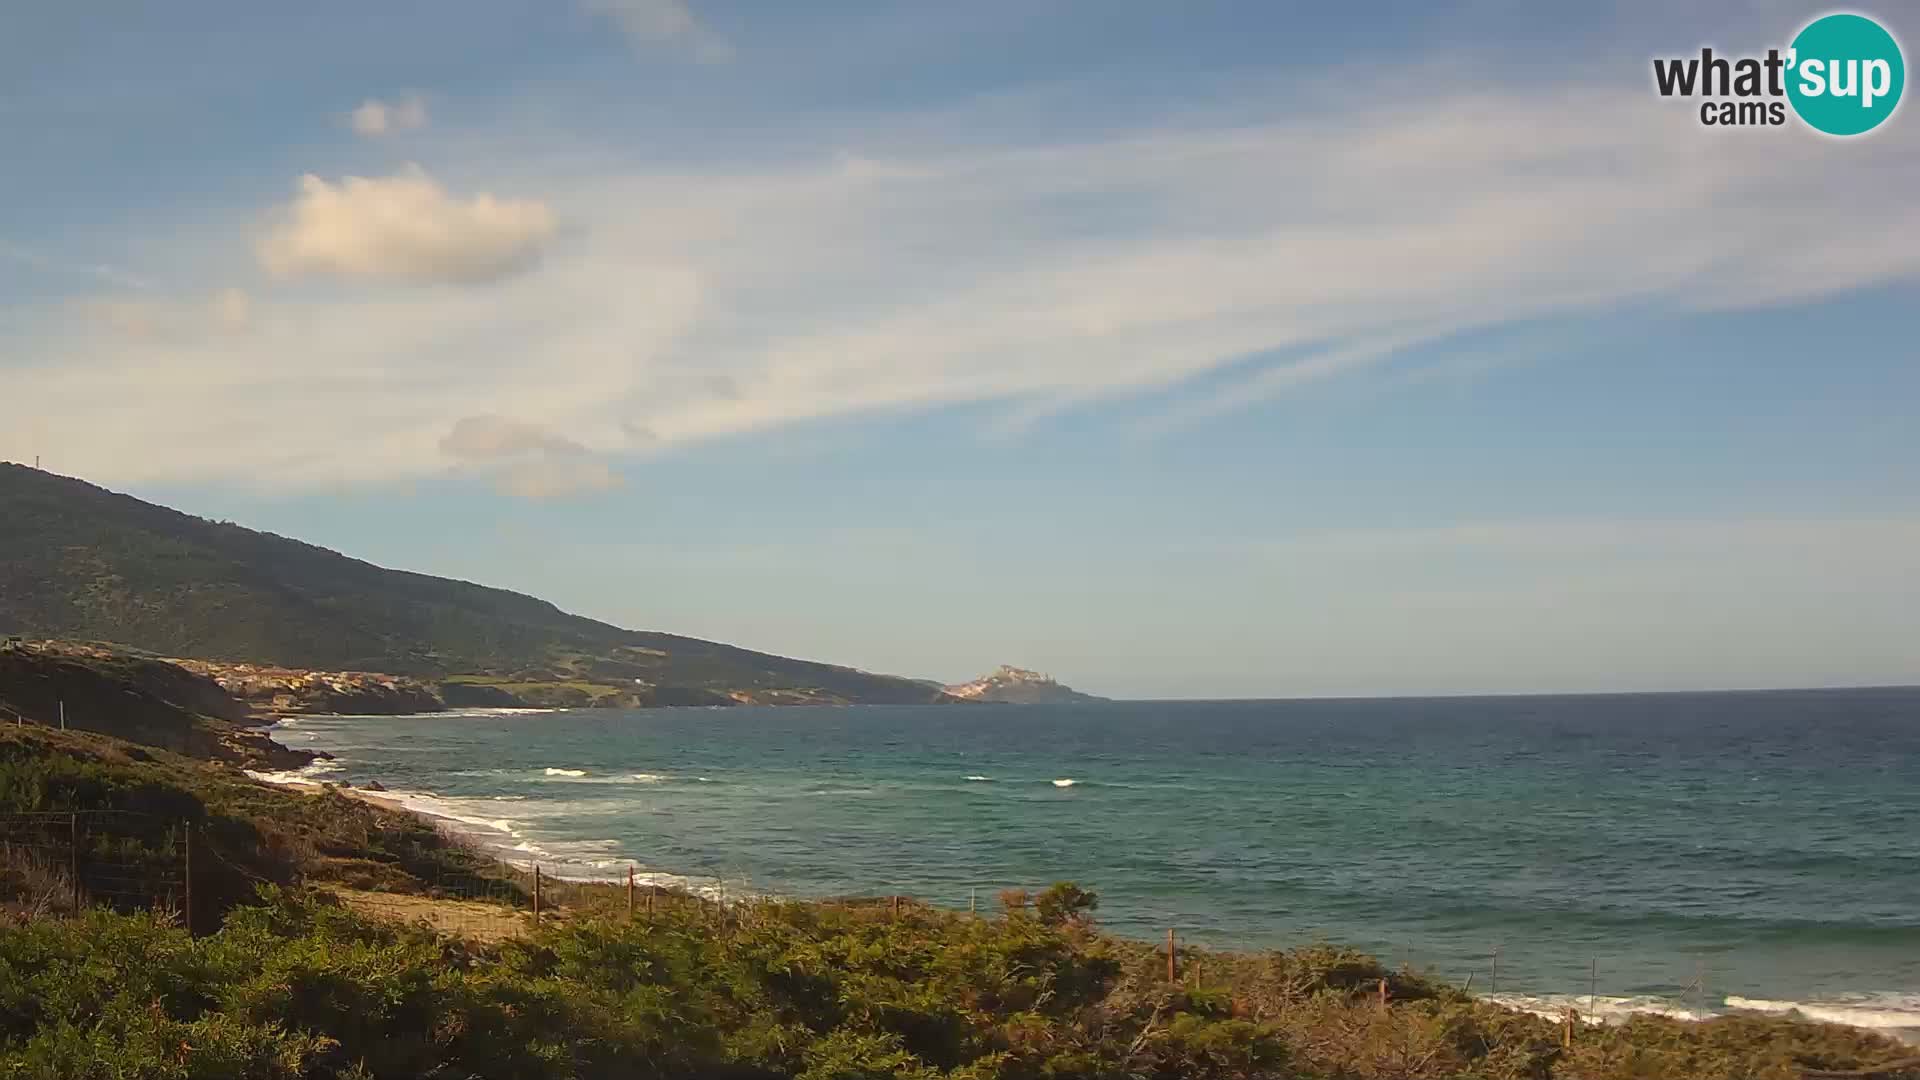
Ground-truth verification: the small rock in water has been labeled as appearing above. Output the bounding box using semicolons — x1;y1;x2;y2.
364;780;387;792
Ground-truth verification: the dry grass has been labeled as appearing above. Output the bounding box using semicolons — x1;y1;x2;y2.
321;886;534;942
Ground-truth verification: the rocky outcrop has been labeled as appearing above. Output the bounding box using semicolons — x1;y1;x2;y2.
943;665;1106;704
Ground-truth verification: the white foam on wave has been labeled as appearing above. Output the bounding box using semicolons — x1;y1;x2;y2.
964;775;993;782
243;760;344;787
628;773;670;783
1726;994;1920;1034
543;767;587;777
378;790;518;836
1051;778;1077;788
1483;993;1713;1024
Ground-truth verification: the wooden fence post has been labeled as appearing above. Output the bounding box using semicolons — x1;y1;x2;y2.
1167;928;1177;984
1377;977;1388;1007
183;822;194;931
1490;945;1499;994
1563;1007;1574;1049
533;866;542;926
1589;958;1597;1023
69;813;81;912
626;866;635;923
648;883;656;916
891;894;900;918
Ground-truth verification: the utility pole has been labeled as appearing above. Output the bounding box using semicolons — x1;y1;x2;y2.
59;700;66;730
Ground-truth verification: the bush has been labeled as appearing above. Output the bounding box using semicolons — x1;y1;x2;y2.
0;883;1910;1079
1032;883;1097;927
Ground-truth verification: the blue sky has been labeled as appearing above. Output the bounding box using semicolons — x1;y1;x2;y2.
4;1;1917;697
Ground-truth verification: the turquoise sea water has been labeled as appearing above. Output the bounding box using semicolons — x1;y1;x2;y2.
265;689;1920;1038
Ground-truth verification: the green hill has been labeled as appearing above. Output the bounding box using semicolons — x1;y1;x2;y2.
0;463;943;704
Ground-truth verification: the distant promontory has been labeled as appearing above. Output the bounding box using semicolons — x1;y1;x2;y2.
942;665;1106;704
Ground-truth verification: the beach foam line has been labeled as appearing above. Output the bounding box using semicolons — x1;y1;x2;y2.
543;767;587;777
964;775;993;782
1051;778;1077;788
249;764;750;901
243;760;344;787
1482;993;1713;1024
1726;994;1920;1034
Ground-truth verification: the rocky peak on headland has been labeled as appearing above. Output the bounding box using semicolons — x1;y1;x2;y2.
942;665;1106;704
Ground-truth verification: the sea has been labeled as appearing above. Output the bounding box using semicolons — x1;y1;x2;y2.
254;688;1920;1042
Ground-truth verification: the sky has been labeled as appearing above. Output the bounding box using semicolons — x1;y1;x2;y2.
3;1;1917;698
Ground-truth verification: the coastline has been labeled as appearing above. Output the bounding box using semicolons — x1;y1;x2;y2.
239;756;1920;1047
247;707;1920;1045
244;749;729;900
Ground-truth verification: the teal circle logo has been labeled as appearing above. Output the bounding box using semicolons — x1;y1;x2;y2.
1787;13;1905;136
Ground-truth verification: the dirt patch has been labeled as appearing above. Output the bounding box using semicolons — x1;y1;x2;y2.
323;887;537;942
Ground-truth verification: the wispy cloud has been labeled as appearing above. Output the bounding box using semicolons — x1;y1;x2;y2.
349;96;428;137
495;457;622;499
6;75;1918;491
0;238;151;291
582;0;732;62
440;414;585;459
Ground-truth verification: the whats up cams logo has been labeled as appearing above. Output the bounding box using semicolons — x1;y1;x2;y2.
1653;11;1905;135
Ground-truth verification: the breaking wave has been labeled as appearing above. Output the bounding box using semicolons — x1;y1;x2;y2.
1725;994;1920;1036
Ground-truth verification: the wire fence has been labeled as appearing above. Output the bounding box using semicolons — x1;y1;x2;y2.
0;811;191;924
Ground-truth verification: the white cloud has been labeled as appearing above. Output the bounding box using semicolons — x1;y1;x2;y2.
438;414;624;499
582;0;731;61
440;414;584;459
258;167;556;283
212;287;251;330
495;457;622;499
350;96;428;137
83;287;253;339
6;77;1919;492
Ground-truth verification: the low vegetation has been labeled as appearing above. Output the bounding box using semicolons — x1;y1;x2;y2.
0;725;514;930
0;725;1912;1079
2;886;1911;1080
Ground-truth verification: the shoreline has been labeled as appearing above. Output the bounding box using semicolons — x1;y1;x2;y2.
244;755;728;898
247;707;1920;1045
239;762;1920;1046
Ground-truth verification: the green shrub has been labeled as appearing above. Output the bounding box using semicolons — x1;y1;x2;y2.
0;883;1909;1079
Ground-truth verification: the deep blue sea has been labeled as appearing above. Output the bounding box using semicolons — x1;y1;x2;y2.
262;689;1920;1039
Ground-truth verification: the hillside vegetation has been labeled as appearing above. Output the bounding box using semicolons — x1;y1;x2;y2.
0;724;1912;1079
0;464;943;704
